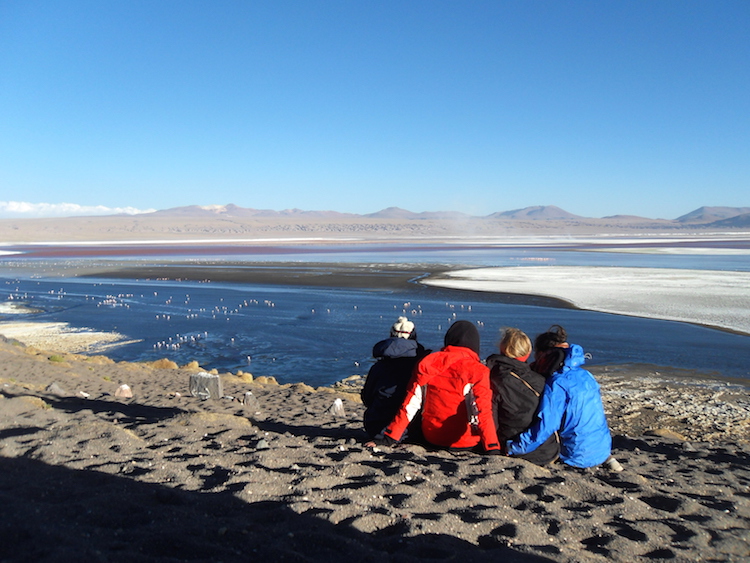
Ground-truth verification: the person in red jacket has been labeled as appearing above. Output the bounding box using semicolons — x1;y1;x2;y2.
381;320;501;453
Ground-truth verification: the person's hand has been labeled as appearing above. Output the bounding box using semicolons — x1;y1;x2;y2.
365;435;398;448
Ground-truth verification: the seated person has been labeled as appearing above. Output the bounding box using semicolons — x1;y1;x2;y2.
486;328;560;465
380;320;501;454
361;317;428;440
506;333;612;468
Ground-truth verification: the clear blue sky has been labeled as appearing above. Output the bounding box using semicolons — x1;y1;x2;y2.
1;1;748;219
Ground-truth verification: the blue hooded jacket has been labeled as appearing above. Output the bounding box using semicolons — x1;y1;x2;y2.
506;344;611;468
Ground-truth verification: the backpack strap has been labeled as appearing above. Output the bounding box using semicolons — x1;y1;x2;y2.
509;371;539;397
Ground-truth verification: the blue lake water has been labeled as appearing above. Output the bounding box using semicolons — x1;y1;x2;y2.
2;273;749;386
1;243;749;385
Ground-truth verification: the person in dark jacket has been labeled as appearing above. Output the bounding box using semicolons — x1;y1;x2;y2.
361;317;428;440
486;328;560;465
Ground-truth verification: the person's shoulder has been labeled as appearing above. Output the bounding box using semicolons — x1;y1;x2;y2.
424;346;485;375
463;354;489;376
489;356;519;377
372;337;394;357
522;365;547;387
486;353;504;370
551;363;594;388
416;348;446;370
441;345;481;361
573;366;599;386
546;368;571;388
373;337;418;359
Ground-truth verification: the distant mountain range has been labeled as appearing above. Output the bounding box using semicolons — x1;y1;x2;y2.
1;204;748;243
673;206;750;225
150;204;750;226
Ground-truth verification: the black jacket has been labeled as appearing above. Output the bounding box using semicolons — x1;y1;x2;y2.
361;338;427;439
486;354;560;465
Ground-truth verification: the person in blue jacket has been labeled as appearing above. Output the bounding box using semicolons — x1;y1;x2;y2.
506;342;613;468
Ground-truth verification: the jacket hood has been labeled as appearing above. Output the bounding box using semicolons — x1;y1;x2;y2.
486;353;529;373
372;337;418;359
562;344;586;370
443;321;480;355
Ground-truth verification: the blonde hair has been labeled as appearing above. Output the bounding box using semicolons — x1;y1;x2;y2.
499;327;531;359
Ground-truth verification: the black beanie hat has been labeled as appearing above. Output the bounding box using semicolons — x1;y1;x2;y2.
443;320;480;355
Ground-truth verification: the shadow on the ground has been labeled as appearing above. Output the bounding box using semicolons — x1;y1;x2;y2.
3;390;185;425
613;434;750;466
253;418;364;441
0;456;554;563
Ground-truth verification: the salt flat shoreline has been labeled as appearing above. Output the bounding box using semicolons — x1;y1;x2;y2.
1;334;749;562
421;266;750;336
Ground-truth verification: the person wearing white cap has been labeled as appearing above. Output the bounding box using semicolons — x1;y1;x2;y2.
361;317;429;440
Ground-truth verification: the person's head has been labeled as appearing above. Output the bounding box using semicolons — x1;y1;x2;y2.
534;324;568;352
444;320;480;355
391;316;417;340
499;328;531;361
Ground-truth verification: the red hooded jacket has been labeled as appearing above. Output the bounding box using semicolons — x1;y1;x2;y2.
384;322;500;451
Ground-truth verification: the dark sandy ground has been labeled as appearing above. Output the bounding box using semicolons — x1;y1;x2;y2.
1;335;749;562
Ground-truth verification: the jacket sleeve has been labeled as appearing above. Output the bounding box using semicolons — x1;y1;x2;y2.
383;365;429;442
506;378;566;456
473;368;501;451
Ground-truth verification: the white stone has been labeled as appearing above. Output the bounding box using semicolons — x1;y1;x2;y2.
328;398;346;417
